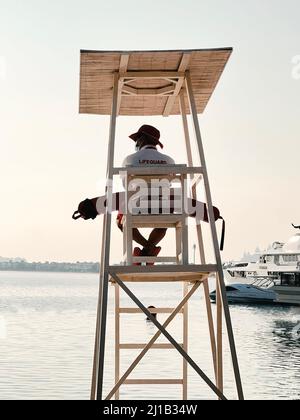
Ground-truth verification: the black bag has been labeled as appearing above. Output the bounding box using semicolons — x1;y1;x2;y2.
72;198;98;220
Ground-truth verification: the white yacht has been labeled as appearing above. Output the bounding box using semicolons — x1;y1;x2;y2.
224;227;300;306
210;281;277;305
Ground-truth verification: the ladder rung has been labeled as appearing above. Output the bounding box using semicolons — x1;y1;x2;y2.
109;263;218;274
132;222;184;228
131;214;185;228
119;343;183;349
119;307;183;314
125;175;183;182
131;215;184;220
132;256;178;263
112;165;203;175
123;379;183;385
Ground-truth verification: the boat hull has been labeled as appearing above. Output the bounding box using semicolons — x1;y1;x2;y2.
210;283;277;305
273;286;300;306
210;294;276;305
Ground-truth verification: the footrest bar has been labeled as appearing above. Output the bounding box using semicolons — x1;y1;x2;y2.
119;343;183;349
123;379;183;385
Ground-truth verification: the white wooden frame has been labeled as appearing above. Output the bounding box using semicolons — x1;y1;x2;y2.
90;53;244;401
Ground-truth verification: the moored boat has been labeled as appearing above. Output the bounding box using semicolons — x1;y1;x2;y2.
224;226;300;305
210;282;277;305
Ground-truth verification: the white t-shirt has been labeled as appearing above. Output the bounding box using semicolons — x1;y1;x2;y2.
121;146;175;213
122;146;175;167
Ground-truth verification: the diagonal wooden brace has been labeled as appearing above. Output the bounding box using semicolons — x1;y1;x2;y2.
109;273;227;401
106;280;201;400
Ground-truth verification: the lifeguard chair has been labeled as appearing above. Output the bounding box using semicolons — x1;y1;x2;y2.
79;48;244;400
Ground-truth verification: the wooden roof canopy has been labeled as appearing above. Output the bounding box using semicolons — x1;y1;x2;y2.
79;48;232;116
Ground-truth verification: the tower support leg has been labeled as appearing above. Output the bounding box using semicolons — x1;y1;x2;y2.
91;72;120;400
185;71;244;400
216;276;223;394
182;282;188;399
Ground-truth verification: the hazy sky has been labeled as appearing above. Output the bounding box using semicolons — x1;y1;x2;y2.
0;0;299;263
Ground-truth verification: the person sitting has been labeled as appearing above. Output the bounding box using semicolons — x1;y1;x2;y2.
117;124;175;264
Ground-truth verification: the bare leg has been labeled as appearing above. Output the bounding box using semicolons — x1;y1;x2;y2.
147;228;167;248
132;228;149;248
142;228;167;261
132;228;167;250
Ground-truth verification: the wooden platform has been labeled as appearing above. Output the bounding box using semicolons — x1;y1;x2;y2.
108;264;217;282
79;48;232;116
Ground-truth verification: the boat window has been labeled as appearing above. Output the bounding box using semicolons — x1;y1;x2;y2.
274;255;280;265
233;270;245;278
234;263;248;268
283;255;298;262
281;273;296;286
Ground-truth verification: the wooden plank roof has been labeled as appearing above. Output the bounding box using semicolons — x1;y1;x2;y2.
79;48;232;116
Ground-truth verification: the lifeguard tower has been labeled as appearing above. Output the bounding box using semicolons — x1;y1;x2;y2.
79;48;244;400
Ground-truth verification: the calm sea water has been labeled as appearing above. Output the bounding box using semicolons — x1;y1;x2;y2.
0;271;299;400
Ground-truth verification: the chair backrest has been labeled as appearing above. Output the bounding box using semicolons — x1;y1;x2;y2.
123;164;188;216
121;165;189;266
